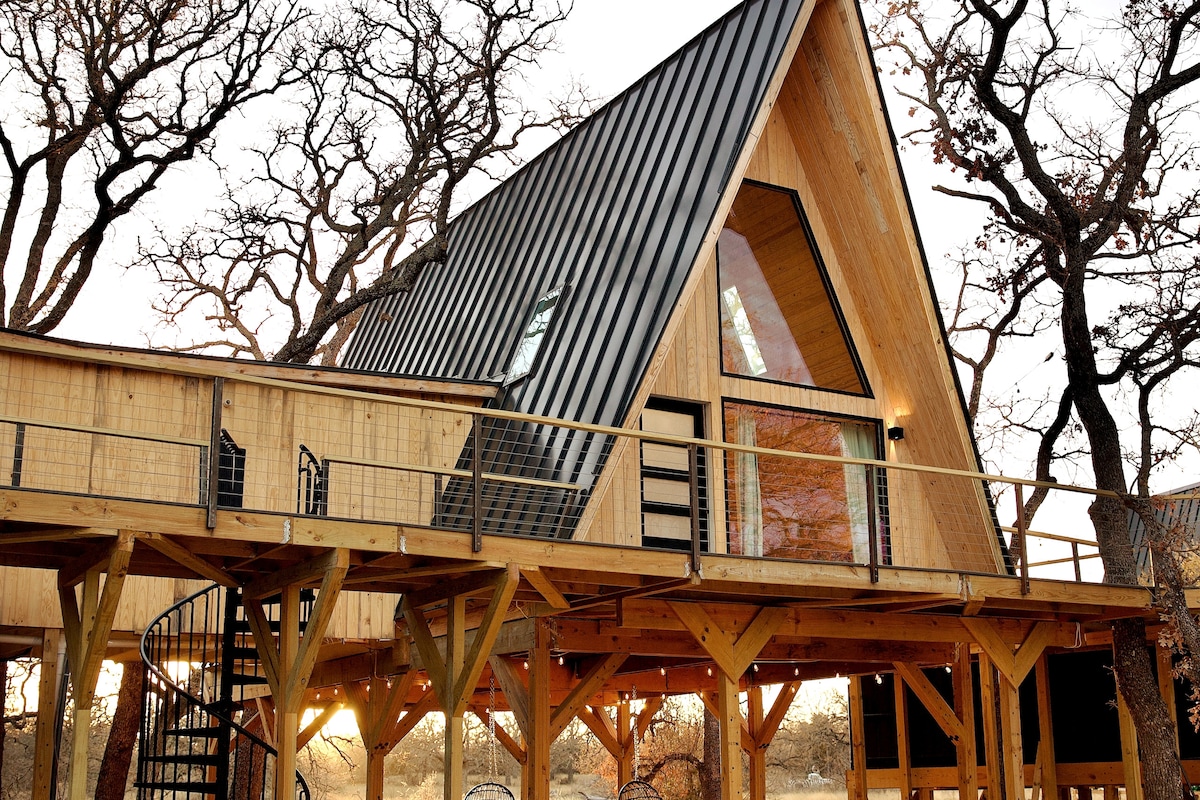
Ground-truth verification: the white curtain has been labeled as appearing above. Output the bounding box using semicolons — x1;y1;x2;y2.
841;424;875;564
735;412;763;557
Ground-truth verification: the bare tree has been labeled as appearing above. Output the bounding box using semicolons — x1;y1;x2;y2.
871;1;1200;797
0;0;306;334
142;0;583;365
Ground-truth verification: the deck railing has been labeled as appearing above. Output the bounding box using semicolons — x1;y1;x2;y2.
0;339;1185;588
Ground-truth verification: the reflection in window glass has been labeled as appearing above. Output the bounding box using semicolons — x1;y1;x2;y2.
724;402;882;563
507;287;563;382
720;286;767;376
718;183;865;393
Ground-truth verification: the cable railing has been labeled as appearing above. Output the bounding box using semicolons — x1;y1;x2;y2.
0;340;1183;589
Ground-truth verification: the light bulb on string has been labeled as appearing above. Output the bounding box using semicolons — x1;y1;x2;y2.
706;666;713;677
875;674;882;685
660;666;666;677
558;656;565;666
752;663;759;673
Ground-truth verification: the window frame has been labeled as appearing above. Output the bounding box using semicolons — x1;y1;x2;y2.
719;397;890;564
716;179;873;399
504;284;569;386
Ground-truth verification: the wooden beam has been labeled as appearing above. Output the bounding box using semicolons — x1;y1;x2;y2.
31;629;62;800
579;705;621;757
284;550;349;709
57;532;125;588
244;547;348;601
849;677;868;800
404;569;507;611
1116;676;1144;800
748;687;767;800
893;662;962;743
551;654;627;739
895;675;912;800
402;596;447;699
717;670;743;800
999;674;1025;800
1012;622;1056;685
0;526;116;545
444;595;466;800
528;620;552;800
1035;655;1058;800
275;585;301;800
450;567;519;718
522;567;570;610
698;691;756;754
979;653;1001;800
242;598;281;696
490;655;530;739
670;602;787;678
297;702;343;749
953;646;978;800
375;671;418;750
757;681;800;748
471;706;527;764
391;688;438;743
139;532;238;588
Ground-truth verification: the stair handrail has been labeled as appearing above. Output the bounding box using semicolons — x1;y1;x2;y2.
139;582;311;799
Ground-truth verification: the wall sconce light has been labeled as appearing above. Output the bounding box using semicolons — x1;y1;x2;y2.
887;426;905;441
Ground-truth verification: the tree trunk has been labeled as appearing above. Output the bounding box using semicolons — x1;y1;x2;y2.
94;659;144;800
1061;261;1188;800
701;707;720;800
0;660;7;792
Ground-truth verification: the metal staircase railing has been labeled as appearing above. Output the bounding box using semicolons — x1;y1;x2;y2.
137;583;312;800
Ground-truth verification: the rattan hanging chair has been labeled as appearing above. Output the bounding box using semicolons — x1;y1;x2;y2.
464;782;516;800
617;780;662;800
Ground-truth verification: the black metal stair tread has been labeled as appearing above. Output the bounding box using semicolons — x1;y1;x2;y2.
226;645;261;660
142;752;224;765
135;780;221;792
227;673;269;685
163;726;226;738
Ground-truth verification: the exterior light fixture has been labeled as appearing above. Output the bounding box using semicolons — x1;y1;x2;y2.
887;426;905;441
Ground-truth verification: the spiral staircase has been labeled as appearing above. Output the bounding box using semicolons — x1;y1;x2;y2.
136;583;314;800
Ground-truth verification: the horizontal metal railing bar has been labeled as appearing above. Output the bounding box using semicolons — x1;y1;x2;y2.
0;413;208;448
323;456;581;492
1001;526;1099;548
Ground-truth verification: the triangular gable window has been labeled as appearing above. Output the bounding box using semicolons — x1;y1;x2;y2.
718;182;868;395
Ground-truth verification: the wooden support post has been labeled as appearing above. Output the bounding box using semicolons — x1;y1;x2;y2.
953;648;978;800
58;532;132;800
275;584;302;800
717;669;743;800
894;676;912;800
243;548;349;800
32;629;63;800
445;595;467;800
748;687;766;800
849;677;868;800
528;619;552;800
998;672;1024;800
979;654;1002;800
1035;655;1058;800
617;701;634;788
1116;683;1144;800
1156;645;1180;756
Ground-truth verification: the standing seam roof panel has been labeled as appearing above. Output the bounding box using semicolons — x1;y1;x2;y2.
344;0;807;502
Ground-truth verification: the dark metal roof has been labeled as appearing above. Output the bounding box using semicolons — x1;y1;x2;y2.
345;0;803;419
342;0;805;533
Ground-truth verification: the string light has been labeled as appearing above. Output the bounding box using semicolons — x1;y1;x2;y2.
523;660;529;670
875;674;883;685
945;666;953;673
752;663;759;673
706;667;713;677
660;666;667;677
315;691;321;700
794;667;800;677
558;656;565;666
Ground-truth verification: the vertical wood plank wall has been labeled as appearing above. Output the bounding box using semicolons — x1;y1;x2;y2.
0;566;399;640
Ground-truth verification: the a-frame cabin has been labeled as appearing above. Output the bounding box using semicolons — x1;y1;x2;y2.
0;1;1192;799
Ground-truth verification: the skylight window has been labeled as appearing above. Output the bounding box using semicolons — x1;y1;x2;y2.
507;286;563;383
720;286;767;376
